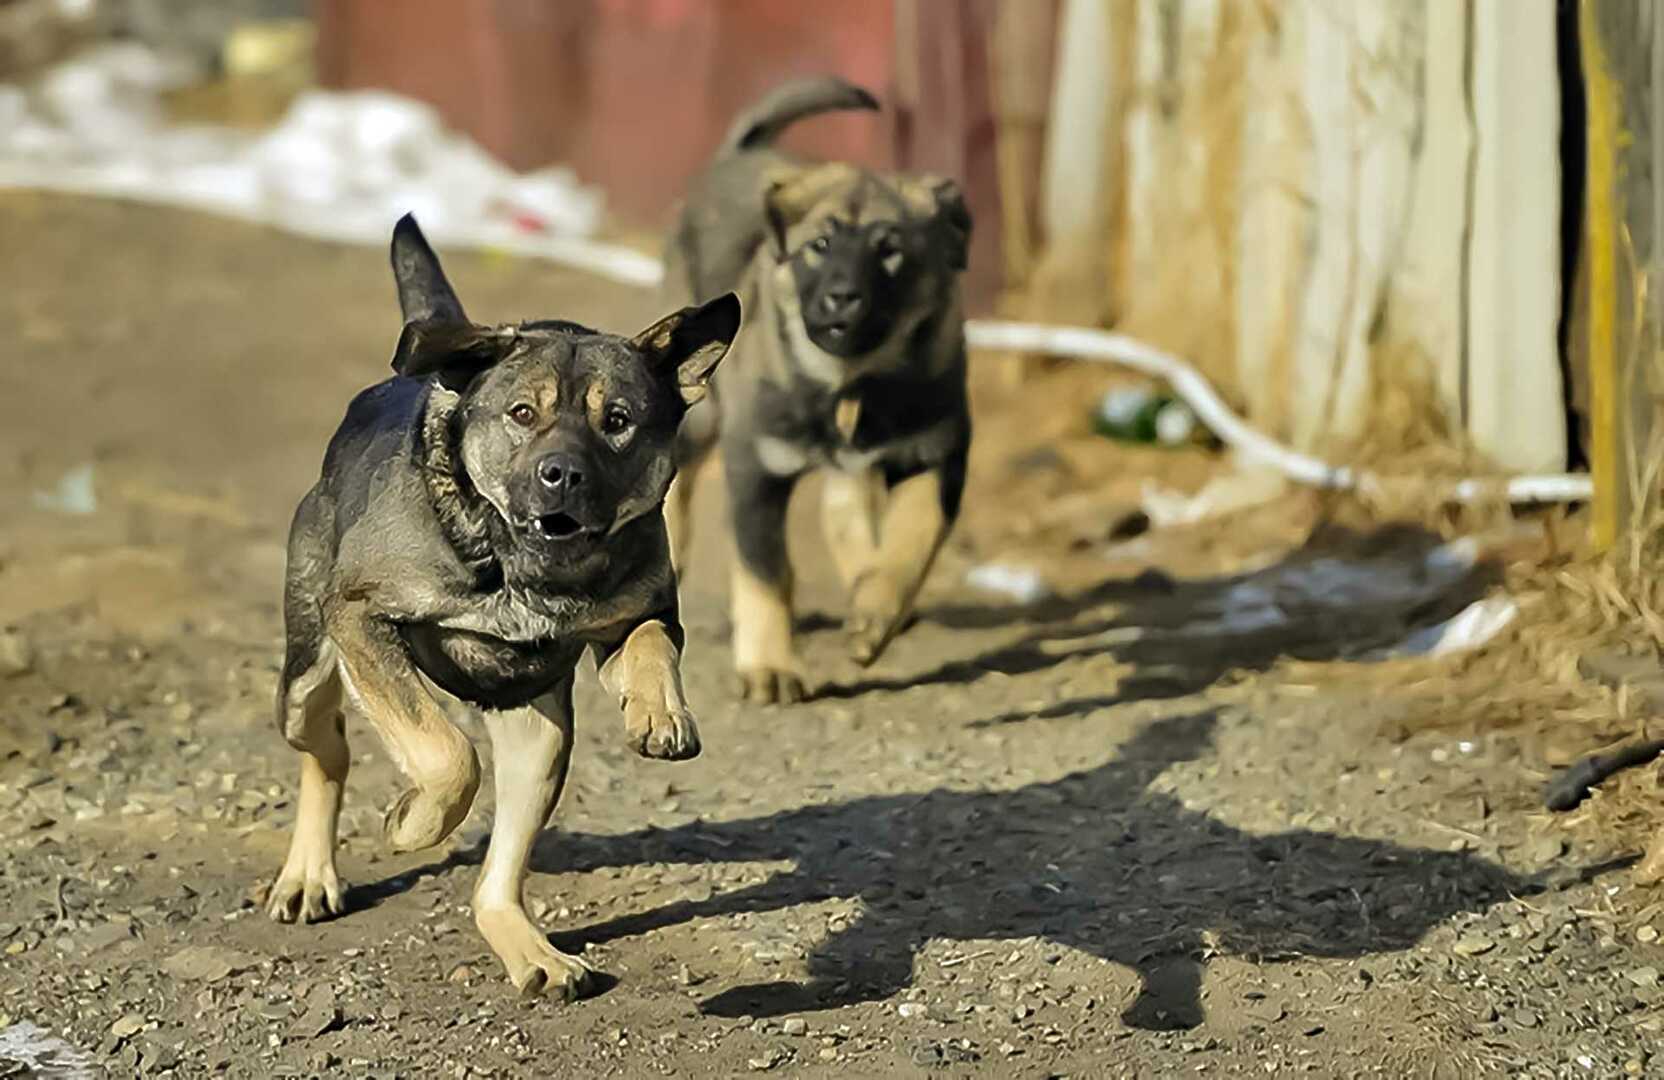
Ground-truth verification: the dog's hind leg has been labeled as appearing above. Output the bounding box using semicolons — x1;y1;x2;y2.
472;681;593;1000
269;637;350;923
329;605;481;853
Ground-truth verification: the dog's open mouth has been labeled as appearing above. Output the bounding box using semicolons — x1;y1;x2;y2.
532;512;588;541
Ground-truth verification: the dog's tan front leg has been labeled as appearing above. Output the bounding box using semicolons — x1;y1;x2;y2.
820;467;884;593
847;469;950;665
473;684;593;1000
731;554;806;703
596;620;701;760
329;605;481;852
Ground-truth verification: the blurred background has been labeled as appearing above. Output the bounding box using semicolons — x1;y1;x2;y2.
7;0;1655;481
5;3;1664;1073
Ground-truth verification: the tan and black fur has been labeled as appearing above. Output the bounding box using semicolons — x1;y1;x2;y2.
266;214;739;998
666;77;973;704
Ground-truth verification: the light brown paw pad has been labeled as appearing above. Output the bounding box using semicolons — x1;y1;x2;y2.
736;668;808;705
846;610;902;667
265;869;345;925
383;780;475;853
624;700;702;761
513;955;593;1003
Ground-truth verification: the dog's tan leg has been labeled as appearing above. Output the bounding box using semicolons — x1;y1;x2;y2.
820;467;885;593
847;469;950;665
269;645;349;923
329;606;481;852
596;620;702;760
731;554;805;703
473;683;593;1000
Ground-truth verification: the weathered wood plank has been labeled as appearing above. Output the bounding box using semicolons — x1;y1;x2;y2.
1466;0;1566;474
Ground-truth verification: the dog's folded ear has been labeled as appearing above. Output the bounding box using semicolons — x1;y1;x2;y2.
631;293;742;407
912;177;972;271
390;213;468;323
763;162;861;257
392;319;512;391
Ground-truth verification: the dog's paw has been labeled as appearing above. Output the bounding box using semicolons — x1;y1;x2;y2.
847;573;908;666
382;746;482;853
476;907;594;1003
623;697;702;760
266;853;344;925
736;667;808;705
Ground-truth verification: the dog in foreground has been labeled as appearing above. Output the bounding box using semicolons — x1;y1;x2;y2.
265;214;739;997
665;76;974;703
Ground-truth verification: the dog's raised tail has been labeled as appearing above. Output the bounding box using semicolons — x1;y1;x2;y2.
720;76;879;156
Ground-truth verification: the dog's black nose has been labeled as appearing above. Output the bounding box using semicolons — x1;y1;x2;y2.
821;285;864;317
537;452;585;492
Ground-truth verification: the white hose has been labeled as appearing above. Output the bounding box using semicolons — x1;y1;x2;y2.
960;320;1594;505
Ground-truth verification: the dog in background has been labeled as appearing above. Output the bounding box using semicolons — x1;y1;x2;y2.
665;77;973;704
265;214;738;998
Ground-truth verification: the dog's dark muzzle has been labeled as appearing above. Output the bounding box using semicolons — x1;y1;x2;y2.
522;452;605;544
804;288;889;357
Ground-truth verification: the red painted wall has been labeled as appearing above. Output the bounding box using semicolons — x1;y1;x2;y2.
315;0;1002;305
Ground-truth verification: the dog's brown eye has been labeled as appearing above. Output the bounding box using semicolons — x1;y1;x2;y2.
508;403;537;427
602;406;632;436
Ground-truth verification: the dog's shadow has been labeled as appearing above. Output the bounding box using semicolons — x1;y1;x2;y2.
367;524;1523;1027
534;709;1533;1029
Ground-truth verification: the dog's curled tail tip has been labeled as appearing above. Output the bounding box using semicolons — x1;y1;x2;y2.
722;76;880;155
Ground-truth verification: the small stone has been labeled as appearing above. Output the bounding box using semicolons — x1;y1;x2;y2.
110;1014;145;1039
897;1002;927;1020
1638;926;1659;944
781;1019;807;1036
1511;1008;1539;1029
1626;966;1660;988
0;630;34;677
747;1048;787;1071
1625;1061;1644;1076
160;945;257;983
290;986;342;1039
1452;934;1496;957
447;964;478;984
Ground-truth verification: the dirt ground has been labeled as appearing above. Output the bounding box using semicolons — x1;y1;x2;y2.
2;193;1663;1079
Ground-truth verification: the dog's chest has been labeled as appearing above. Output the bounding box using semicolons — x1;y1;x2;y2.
754;376;965;476
400;623;583;710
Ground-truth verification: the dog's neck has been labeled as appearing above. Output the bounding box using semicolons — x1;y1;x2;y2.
417;386;503;587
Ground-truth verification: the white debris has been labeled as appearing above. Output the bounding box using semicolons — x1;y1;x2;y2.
965;564;1050;605
0;1022;99;1079
0;43;649;280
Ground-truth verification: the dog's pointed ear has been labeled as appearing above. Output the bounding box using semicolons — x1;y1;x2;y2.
631;293;741;407
918;177;972;270
392;319;511;392
390;213;468;323
763;163;858;257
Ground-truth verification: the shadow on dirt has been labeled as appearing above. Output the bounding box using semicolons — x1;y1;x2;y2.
541;709;1533;1030
820;524;1502;720
362;524;1518;1028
